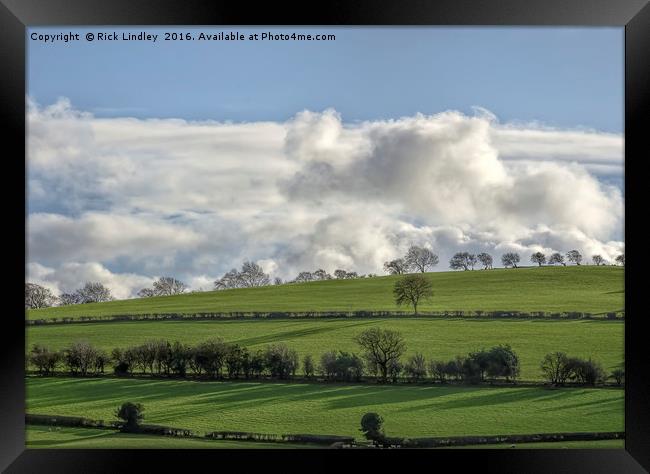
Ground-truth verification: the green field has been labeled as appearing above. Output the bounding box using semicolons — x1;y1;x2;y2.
27;318;623;381
25;425;623;449
26;377;623;439
25;425;315;449
26;266;624;320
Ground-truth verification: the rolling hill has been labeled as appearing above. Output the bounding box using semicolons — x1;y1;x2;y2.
26;266;624;320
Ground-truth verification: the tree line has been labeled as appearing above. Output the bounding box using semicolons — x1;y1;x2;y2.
25;249;624;309
384;246;625;273
26;329;622;386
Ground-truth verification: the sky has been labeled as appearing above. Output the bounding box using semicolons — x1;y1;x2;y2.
26;27;625;298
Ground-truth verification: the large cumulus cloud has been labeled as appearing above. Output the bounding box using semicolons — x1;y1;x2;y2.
26;98;624;298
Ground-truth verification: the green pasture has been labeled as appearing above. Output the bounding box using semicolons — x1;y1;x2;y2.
26;377;623;440
25;425;623;449
27;266;624;320
27;318;623;381
25;425;314;449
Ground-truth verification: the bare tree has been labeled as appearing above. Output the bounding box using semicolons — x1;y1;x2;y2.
566;250;583;265
239;261;271;287
477;253;493;270
137;288;156;298
59;292;82;306
501;252;520;268
530;252;546;266
214;261;270;289
76;282;113;303
354;328;406;383
548;252;565;266
393;274;433;315
152;277;188;296
540;352;573;386
383;258;409;275
25;283;57;309
274;277;283;285
615;254;625;266
214;268;244;290
592;255;605;266
449;252;477;271
404;246;439;273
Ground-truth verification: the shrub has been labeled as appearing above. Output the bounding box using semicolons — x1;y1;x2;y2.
193;339;229;378
264;344;298;379
302;354;315;379
62;341;103;376
360;412;385;444
28;344;61;376
485;345;520;382
568;358;606;386
610;368;624;386
404;353;427;381
387;359;403;383
319;351;363;382
115;402;144;432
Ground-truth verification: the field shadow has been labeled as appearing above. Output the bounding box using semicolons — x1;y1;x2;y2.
232;319;377;346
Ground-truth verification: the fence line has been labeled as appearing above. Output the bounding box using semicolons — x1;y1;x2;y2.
25;414;623;448
26;309;625;326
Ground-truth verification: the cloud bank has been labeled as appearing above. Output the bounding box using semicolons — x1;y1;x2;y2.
27;98;624;297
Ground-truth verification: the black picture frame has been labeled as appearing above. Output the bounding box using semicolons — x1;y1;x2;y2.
1;0;648;472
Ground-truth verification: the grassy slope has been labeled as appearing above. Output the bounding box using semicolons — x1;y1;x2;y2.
26;377;623;439
25;425;315;449
26;425;622;449
27;318;623;380
27;266;624;320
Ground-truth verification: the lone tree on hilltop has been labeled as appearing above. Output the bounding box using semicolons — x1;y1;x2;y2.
615;254;625;266
449;252;477;271
477;252;493;270
530;252;546;266
501;252;520;268
566;250;583;265
355;328;406;383
404;246;439;273
592;255;605;266
116;402;144;432
383;258;409;275
548;252;565;266
393;274;433;315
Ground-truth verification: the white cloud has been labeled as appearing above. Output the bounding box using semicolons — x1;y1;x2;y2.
26;98;624;297
26;261;154;300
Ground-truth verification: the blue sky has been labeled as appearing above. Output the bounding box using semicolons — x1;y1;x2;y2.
28;27;623;132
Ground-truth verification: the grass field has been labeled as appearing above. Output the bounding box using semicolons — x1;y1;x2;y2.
25;425;623;449
26;377;623;439
26;266;624;320
25;425;315;449
27;318;623;380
